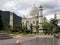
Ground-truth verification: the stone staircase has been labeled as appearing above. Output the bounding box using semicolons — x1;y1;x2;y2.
0;33;13;40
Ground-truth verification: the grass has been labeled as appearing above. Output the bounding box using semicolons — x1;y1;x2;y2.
16;34;35;37
35;33;54;37
8;32;54;37
13;33;54;37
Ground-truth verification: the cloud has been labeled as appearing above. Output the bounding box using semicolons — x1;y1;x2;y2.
0;0;60;25
0;0;60;19
16;8;31;17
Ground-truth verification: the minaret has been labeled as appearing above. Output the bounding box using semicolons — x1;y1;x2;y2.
54;13;58;25
10;12;13;30
38;5;43;32
54;13;57;19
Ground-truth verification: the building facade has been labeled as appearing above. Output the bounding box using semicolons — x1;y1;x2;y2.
22;5;47;32
0;10;22;30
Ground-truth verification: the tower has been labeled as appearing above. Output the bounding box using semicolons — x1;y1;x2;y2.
10;12;13;30
54;13;57;19
38;5;43;32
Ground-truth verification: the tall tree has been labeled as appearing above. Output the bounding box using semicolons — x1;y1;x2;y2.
36;21;39;33
30;24;33;34
50;18;58;34
42;22;53;34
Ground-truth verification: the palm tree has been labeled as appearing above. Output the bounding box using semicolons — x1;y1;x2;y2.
50;18;58;34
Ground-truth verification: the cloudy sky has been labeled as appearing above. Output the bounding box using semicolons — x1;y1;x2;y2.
0;0;60;20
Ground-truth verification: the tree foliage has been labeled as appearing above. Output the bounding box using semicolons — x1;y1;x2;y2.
0;13;3;30
36;25;39;33
42;18;58;34
29;24;33;34
50;19;58;34
42;22;53;34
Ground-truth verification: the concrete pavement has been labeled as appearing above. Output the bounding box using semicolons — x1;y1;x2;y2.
0;36;60;45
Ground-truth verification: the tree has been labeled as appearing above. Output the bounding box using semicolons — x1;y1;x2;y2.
14;25;22;32
0;13;3;30
30;24;33;34
35;21;39;33
3;23;11;33
50;18;58;34
57;26;60;33
13;25;19;32
42;18;58;35
21;24;28;34
36;25;39;33
42;22;53;34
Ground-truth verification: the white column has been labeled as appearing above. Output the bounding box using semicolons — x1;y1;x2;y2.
10;12;13;30
39;8;43;24
39;5;43;32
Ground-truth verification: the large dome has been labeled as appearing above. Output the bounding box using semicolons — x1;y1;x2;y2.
30;6;39;16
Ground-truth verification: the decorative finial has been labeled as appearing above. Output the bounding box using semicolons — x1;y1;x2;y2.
39;5;43;8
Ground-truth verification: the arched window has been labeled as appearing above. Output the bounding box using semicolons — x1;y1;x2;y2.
36;21;39;25
36;21;39;23
26;21;29;23
33;21;35;24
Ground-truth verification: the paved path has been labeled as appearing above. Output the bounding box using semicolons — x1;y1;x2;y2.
54;38;60;45
0;37;36;45
0;37;60;45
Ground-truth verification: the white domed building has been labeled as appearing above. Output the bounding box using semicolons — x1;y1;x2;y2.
30;6;39;16
22;5;47;33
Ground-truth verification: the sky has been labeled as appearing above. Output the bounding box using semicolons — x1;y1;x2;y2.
0;0;60;21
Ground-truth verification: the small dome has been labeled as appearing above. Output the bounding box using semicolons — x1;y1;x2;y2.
30;6;39;16
43;17;47;22
39;5;43;8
